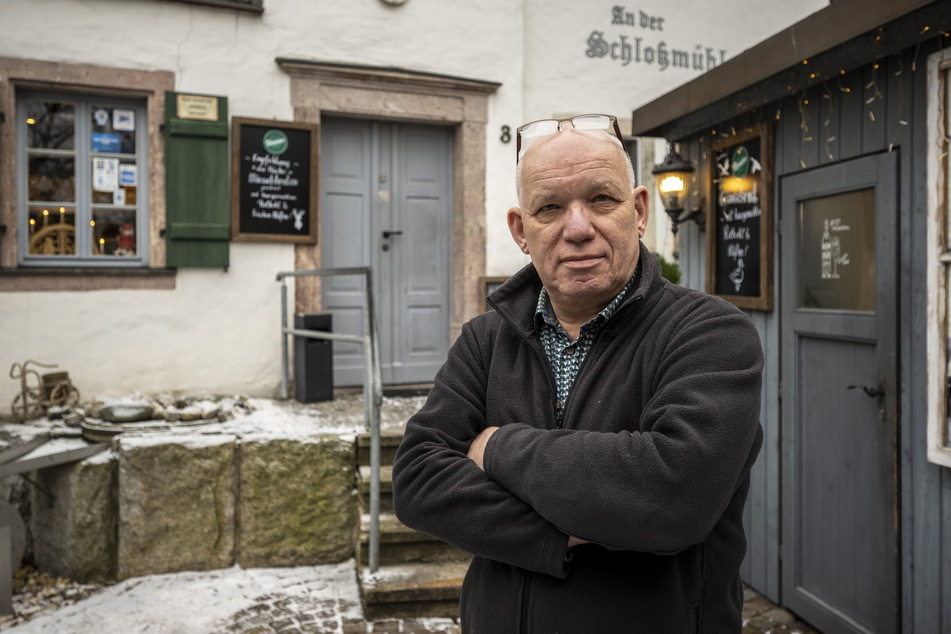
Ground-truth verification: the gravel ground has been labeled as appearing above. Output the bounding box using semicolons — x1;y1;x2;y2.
0;566;105;631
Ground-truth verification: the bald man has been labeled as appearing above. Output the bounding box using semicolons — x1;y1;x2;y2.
393;115;763;633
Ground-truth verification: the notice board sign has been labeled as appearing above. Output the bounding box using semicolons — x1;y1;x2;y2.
231;117;318;243
706;123;773;311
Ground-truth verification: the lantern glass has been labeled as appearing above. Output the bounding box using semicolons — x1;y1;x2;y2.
655;169;690;212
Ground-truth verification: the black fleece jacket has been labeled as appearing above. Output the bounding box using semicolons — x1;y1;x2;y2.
392;245;764;633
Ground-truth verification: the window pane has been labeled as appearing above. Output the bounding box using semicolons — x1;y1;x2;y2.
799;188;876;311
25;100;75;150
91;210;137;256
19;92;146;267
90;105;136;154
92;158;137;205
28;156;75;202
28;205;76;255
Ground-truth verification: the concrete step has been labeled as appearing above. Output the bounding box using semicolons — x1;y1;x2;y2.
355;426;470;620
357;464;393;514
359;513;472;566
356;430;404;467
359;560;469;620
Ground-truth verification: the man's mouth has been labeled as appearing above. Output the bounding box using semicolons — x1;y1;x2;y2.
561;255;602;268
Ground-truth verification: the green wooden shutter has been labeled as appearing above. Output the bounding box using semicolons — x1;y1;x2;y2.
164;92;230;268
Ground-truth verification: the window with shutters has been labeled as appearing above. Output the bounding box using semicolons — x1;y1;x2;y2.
16;92;149;267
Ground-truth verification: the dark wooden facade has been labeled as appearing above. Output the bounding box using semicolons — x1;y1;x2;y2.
633;1;951;632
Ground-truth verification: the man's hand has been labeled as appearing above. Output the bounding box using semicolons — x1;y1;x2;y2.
467;426;500;470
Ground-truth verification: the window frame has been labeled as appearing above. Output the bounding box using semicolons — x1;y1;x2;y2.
171;0;263;12
16;91;150;268
927;47;951;468
0;57;175;291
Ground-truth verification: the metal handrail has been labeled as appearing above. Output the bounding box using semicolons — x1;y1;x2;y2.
276;267;384;573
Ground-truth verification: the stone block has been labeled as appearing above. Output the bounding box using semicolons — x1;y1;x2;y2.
117;434;236;579
237;434;356;568
30;452;117;583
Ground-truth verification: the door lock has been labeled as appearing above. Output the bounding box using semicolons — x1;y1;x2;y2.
847;383;885;399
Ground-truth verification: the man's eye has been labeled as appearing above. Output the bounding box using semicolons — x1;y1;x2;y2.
592;194;614;203
535;203;559;214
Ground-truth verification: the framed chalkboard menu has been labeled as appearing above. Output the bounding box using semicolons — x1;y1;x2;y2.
231;117;318;243
705;123;773;311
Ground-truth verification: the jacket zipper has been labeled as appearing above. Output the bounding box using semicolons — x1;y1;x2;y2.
486;291;642;632
559;297;642;428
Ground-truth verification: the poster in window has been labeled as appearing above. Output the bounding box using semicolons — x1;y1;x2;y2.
113;108;135;132
231;117;318;243
93;157;119;192
705;123;773;311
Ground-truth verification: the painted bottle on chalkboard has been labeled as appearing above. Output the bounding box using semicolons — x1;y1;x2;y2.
821;219;833;279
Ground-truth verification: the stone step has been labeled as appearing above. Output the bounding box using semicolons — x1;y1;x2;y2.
357;464;393;514
359;560;469;620
356;430;404;467
359;513;472;566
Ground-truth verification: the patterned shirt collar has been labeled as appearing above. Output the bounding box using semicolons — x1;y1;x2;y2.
532;263;640;426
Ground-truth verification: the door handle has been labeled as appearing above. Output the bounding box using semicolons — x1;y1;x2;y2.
847;383;884;399
382;230;403;238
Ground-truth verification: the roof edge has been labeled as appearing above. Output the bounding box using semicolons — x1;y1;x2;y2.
631;0;937;137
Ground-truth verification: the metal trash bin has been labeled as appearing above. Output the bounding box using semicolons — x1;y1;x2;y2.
293;312;333;403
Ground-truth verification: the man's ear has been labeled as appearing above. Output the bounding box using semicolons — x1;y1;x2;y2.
633;186;650;238
507;207;530;254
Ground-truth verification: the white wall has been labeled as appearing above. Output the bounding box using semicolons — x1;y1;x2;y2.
0;0;825;404
4;244;290;400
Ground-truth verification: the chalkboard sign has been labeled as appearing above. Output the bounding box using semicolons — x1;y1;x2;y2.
706;123;773;311
231;117;318;243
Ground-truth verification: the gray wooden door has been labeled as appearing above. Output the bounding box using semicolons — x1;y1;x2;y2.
320;118;452;386
780;152;899;634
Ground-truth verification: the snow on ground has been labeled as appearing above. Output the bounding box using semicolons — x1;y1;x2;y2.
0;393;438;633
6;562;363;633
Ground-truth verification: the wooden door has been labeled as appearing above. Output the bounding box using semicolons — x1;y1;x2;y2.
320;118;452;386
780;152;899;634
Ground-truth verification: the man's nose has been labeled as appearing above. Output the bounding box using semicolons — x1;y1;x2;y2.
562;203;596;241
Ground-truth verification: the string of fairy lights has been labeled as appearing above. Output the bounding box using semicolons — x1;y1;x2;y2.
684;24;950;195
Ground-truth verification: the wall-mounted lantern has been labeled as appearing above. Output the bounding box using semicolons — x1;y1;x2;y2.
651;144;705;235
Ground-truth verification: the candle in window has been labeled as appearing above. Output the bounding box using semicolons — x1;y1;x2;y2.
99;237;105;255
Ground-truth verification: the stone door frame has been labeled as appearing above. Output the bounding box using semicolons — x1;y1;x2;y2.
279;59;500;341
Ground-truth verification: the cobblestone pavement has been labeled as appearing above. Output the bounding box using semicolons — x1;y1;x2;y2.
742;585;822;634
198;584;823;634
2;562;821;634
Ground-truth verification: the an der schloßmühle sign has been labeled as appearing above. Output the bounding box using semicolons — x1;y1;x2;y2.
706;123;773;311
231;117;318;243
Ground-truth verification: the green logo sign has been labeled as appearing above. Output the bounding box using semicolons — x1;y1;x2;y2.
263;129;289;155
731;146;750;178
